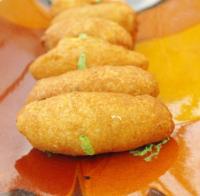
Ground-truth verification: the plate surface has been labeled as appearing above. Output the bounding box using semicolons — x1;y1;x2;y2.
127;0;162;11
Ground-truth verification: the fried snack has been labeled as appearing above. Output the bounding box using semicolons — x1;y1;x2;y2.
52;2;136;34
27;66;159;103
17;92;174;156
29;37;148;79
51;0;124;15
43;17;134;50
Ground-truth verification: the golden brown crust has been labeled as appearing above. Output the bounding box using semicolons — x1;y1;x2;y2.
52;2;136;34
27;66;159;103
51;0;125;15
29;37;148;79
17;92;174;156
43;17;134;50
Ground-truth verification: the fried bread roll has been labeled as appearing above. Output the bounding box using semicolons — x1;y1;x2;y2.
17;92;174;156
43;17;134;50
27;66;159;103
52;2;136;34
51;0;124;15
30;37;148;79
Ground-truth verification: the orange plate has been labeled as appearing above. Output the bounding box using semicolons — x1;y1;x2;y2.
0;1;200;195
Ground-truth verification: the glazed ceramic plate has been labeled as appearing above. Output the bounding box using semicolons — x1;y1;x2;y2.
127;0;163;11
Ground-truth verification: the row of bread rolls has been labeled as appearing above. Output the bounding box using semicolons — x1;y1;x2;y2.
17;0;174;156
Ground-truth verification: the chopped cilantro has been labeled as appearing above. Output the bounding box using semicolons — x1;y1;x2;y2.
79;33;88;40
130;138;170;162
44;0;52;5
130;144;153;156
161;137;170;144
77;52;87;70
79;135;95;155
144;143;162;162
45;151;53;158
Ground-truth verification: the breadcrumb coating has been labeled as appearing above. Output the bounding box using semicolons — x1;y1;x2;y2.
27;66;159;103
17;92;174;156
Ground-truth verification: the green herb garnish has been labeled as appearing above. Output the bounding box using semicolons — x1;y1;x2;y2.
45;0;52;5
79;33;88;40
130;144;153;156
161;137;170;144
144;143;162;162
77;52;87;70
79;135;95;155
130;138;170;162
45;151;53;158
95;0;102;3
